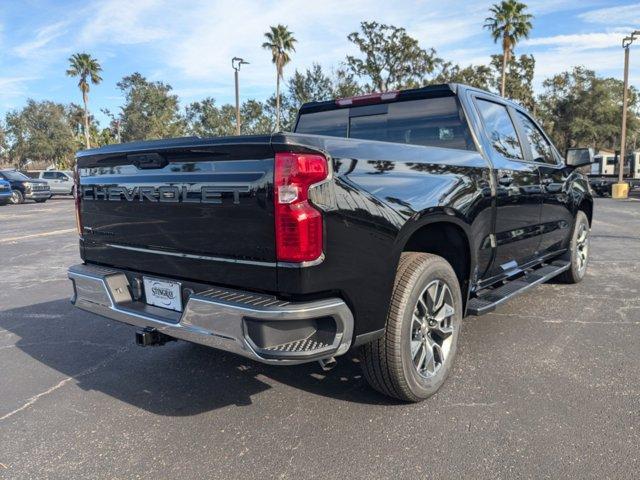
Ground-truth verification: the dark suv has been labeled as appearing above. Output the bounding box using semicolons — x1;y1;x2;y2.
0;170;52;204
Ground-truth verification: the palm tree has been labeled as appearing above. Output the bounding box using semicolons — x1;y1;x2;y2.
484;0;533;97
66;53;102;149
262;25;297;131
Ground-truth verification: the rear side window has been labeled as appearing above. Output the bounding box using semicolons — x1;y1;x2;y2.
516;112;557;165
295;109;348;137
296;96;475;151
42;172;56;179
475;99;523;160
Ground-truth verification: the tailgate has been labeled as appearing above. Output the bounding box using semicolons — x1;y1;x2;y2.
77;136;277;290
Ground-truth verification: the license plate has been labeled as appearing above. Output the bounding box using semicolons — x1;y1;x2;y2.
143;277;182;312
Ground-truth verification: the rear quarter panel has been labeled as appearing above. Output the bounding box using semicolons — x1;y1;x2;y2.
274;134;493;338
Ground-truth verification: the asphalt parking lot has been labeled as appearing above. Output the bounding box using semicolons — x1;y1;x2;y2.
0;197;638;479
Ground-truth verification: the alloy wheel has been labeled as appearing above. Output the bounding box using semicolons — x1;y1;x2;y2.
576;222;589;275
411;279;456;379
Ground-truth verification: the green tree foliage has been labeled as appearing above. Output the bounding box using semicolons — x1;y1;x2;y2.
332;68;363;98
434;54;534;110
66;53;102;149
491;54;535;109
116;73;185;142
536;66;640;153
484;0;533;96
346;21;442;91
287;63;363;106
288;63;335;106
0;122;7;157
5;100;76;168
262;24;297;131
241;99;275;134
100;108;122;144
433;62;494;90
186;98;237;137
186;98;276;137
66;102;108;149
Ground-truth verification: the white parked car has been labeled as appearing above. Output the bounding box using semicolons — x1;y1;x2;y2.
39;170;74;195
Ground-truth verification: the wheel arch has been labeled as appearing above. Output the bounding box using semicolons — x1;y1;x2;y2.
397;216;474;307
578;197;593;226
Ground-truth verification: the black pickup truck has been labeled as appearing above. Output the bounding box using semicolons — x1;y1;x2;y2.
68;84;593;402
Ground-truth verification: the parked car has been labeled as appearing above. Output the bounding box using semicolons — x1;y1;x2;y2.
0;170;52;204
0;179;11;205
38;170;75;195
68;83;593;402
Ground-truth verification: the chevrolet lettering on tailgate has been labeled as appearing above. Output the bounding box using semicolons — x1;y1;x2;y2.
80;184;246;204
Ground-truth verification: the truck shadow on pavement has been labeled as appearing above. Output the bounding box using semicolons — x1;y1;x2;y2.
1;299;399;415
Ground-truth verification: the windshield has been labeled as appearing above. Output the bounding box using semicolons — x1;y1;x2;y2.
1;170;30;181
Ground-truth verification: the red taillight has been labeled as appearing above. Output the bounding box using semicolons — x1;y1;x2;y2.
274;152;328;263
335;91;398;107
74;166;82;236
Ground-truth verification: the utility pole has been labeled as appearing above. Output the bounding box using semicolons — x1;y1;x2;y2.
232;57;249;135
614;31;640;199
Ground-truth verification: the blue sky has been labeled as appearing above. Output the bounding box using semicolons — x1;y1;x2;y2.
1;0;639;126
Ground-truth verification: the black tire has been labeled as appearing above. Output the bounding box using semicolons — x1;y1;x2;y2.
360;252;463;402
557;210;590;284
9;189;23;204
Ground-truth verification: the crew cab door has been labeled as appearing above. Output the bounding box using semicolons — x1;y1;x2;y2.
513;110;573;256
472;96;543;279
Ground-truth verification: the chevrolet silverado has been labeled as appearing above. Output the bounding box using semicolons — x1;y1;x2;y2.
68;84;593;402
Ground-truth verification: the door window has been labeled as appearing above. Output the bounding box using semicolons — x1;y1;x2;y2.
475;99;523;160
42;171;56;179
516;112;557;165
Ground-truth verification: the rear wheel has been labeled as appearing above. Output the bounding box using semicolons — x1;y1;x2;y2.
557;210;590;284
360;252;463;402
9;190;23;204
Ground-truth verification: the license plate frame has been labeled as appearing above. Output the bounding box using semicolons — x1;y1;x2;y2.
143;276;183;312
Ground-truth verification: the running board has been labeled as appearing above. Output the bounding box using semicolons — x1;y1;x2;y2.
467;260;570;316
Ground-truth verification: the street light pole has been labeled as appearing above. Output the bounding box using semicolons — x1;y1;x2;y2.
615;31;640;198
232;57;249;135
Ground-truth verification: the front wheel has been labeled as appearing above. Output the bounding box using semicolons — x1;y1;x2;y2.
360;252;463;402
557;210;590;284
9;190;24;204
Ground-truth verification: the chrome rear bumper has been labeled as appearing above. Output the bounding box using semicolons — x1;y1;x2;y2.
68;264;354;365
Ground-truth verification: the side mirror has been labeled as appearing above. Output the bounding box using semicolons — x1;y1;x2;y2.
566;147;595;168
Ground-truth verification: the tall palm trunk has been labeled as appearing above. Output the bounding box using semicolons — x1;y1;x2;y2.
275;63;281;132
500;53;507;97
501;36;509;97
82;89;91;149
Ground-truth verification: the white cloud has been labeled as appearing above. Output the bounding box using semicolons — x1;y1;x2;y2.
78;0;168;45
0;76;37;105
579;3;640;25
13;21;69;58
524;31;627;50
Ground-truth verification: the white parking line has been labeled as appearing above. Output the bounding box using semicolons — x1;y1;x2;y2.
0;228;76;244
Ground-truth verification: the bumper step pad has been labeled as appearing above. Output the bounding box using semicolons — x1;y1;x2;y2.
265;336;330;353
467;260;570;316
